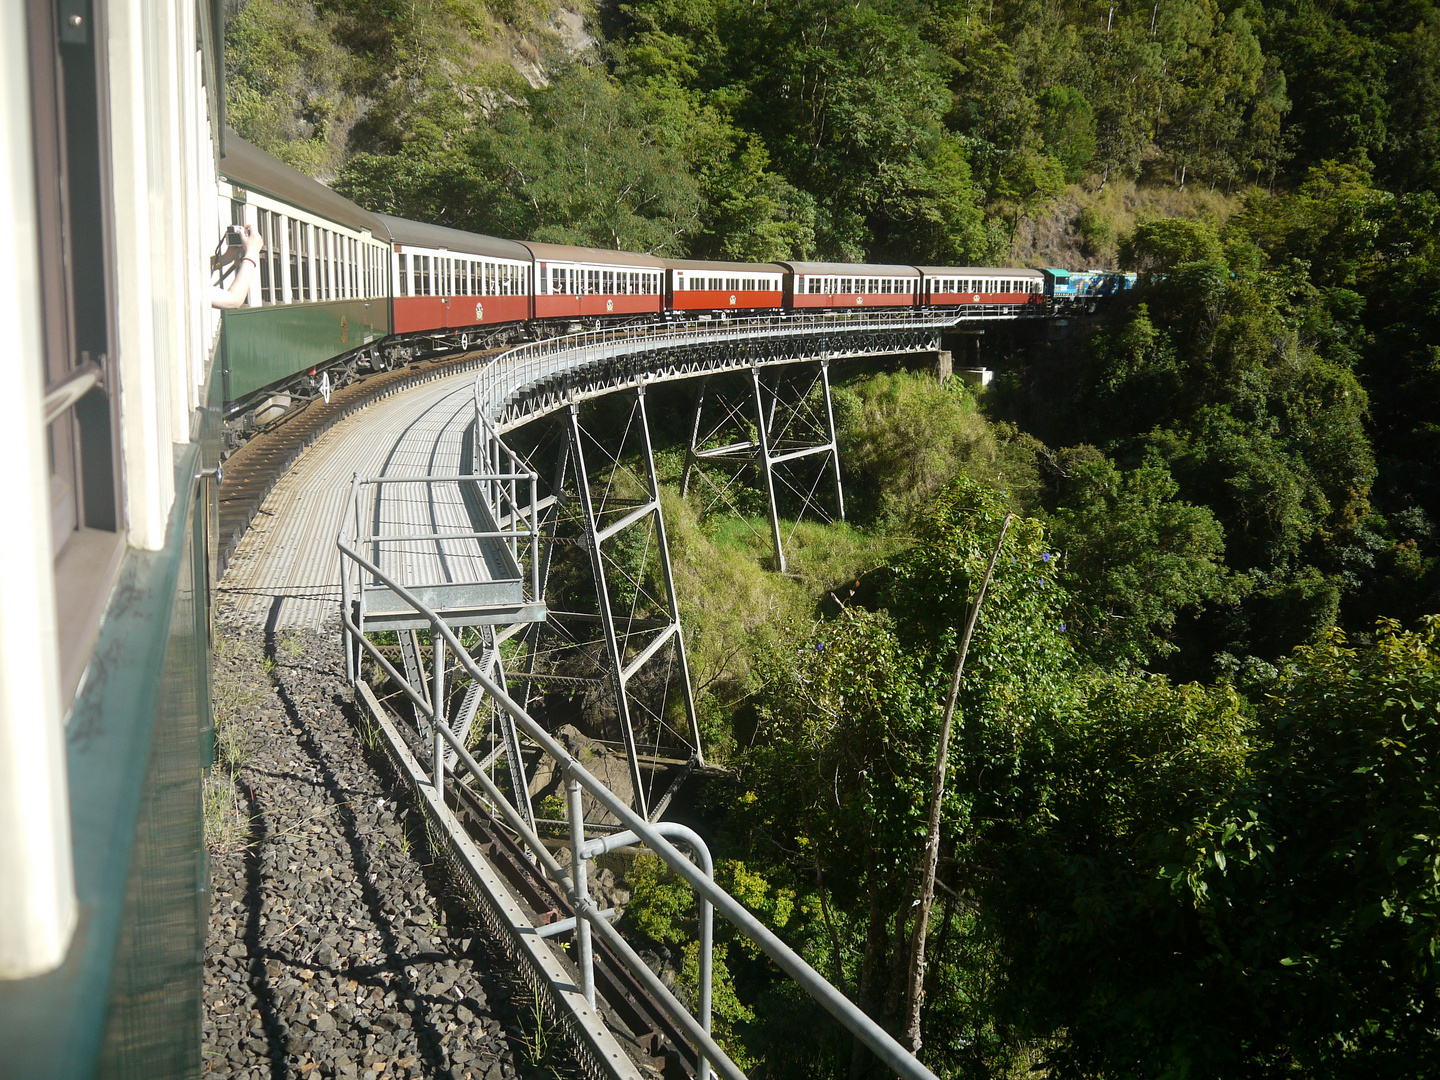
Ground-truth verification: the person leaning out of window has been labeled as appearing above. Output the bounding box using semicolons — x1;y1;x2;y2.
211;223;263;309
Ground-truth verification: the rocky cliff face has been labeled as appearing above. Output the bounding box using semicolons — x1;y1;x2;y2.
225;0;594;181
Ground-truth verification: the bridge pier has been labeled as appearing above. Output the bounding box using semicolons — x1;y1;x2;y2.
681;358;845;573
564;386;704;820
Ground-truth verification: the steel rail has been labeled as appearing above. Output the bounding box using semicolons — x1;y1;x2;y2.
336;535;941;1080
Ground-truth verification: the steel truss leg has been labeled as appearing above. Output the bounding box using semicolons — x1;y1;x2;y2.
634;385;705;770
680;377;708;499
518;441;569;715
567;402;650;819
820;357;846;523
566;387;705;820
684;361;845;574
751;366;787;573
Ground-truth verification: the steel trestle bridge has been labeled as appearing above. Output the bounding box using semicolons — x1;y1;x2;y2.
336;306;1039;1080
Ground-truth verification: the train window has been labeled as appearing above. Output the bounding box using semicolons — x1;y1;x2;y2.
268;213;285;302
398;253;408;296
302;223;313;300
289;220;301;300
320;230;330;300
256;209;272;303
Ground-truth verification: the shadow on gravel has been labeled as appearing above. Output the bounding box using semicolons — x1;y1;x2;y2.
241;780;293;1080
263;601;459;1080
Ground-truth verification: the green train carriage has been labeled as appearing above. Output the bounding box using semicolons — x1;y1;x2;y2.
216;134;393;418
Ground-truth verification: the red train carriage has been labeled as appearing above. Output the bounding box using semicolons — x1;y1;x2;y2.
919;266;1045;308
665;259;785;313
522;242;665;323
780;262;922;311
382;214;533;340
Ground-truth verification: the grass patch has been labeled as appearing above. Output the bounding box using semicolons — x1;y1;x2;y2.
205;635;265;854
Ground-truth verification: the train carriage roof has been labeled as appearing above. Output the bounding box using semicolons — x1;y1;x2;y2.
377;214;532;261
915;266;1044;278
218;132;391;238
664;259;786;274
519;241;666;269
777;261;921;276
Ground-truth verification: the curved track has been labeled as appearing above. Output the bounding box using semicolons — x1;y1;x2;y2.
220;368;481;631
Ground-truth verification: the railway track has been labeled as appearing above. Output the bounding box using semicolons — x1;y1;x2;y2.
375;687;703;1079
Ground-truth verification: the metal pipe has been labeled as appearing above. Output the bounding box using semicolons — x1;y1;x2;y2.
567;777;595;1007
535;909;617;938
587;908;746;1080
433;635;446;789
582;823;714;1080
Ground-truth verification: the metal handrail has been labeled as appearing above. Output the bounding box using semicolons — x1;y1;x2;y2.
336;534;941;1080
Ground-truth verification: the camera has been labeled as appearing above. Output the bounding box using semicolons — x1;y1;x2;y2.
223;224;245;249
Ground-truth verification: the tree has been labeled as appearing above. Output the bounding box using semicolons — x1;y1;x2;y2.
1049;449;1241;667
1190;618;1440;1074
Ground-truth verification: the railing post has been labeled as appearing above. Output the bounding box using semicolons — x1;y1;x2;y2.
433;631;446;790
567;776;596;1007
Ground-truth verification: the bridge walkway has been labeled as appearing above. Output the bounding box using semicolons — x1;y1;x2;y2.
219;368;487;631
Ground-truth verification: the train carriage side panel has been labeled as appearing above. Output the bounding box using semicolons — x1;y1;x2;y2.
779;261;922;311
919;266;1046;310
217;134;394;404
666;259;785;312
521;242;665;322
378;214;534;338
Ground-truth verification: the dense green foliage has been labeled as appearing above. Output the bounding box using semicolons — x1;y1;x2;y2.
226;0;1440;1073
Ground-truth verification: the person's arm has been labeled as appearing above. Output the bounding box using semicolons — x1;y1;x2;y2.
211;225;263;310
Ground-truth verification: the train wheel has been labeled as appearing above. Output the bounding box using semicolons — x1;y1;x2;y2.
460;333;469;352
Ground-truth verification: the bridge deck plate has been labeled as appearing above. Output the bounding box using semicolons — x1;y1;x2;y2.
220;369;482;630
